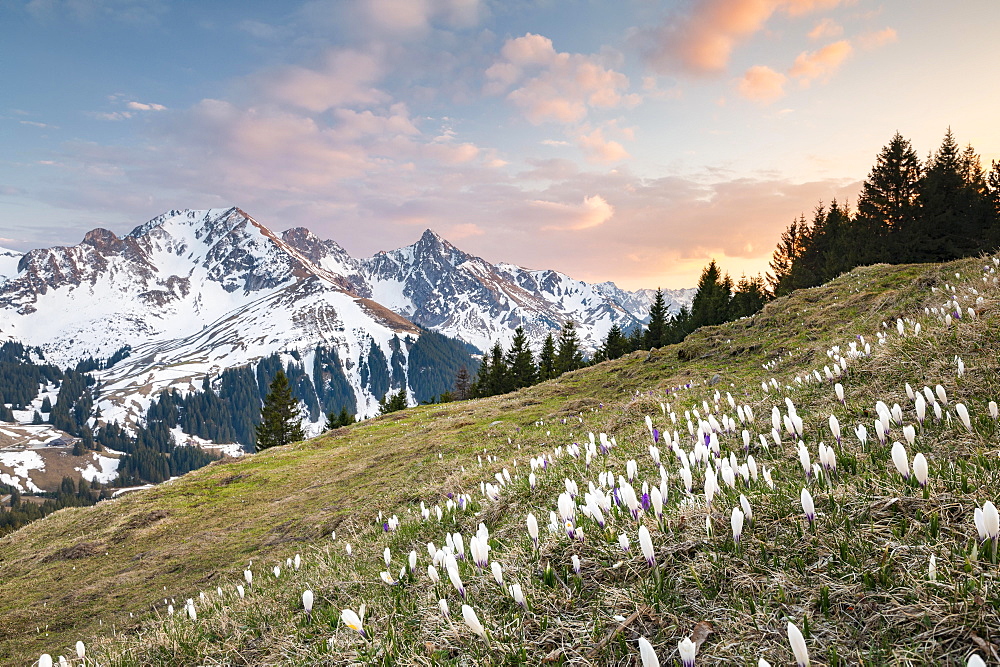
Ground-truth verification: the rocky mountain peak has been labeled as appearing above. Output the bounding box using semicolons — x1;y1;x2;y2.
81;228;125;254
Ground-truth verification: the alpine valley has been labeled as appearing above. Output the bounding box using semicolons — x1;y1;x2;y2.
0;207;691;492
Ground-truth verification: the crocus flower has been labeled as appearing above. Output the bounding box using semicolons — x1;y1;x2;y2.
75;642;85;660
985;501;1000;539
990;401;998;420
572;554;581;574
302;590;314;617
448;564;466;598
186;599;197;621
491;561;504;585
527;512;539;547
891;442;909;480
439;599;450;618
828;415;841;445
913;453;928;487
619;533;631;553
787;621;809;666
273;566;281;579
975;508;988;541
834;383;845;404
902;425;916;447
244;569;253;586
510;583;526;608
928;554;937;582
731;507;745;544
294;553;301;570
638;637;660;667
801;488;815;525
678;636;696;667
638;525;655;566
968;654;987;667
341;608;365;637
956;403;972;432
462;604;487;640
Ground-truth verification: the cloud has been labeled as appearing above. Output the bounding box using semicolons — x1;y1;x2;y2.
126;101;167;112
808;18;843;39
486;33;639;125
737;65;787;103
447;222;485;239
330;0;483;38
24;0;167;24
576;128;629;163
789;40;852;85
19;120;57;129
636;0;847;75
0;186;27;196
253;49;388;113
536;194;615;231
858;27;898;50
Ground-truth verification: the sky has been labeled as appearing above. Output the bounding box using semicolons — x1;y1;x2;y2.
2;0;999;289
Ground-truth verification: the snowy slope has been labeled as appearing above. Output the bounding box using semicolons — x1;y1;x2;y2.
0;248;22;283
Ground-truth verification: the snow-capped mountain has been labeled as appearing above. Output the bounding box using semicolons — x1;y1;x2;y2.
283;228;692;353
0;208;690;428
0;208;420;423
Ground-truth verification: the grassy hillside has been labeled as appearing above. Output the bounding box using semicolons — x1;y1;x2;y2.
3;257;1000;666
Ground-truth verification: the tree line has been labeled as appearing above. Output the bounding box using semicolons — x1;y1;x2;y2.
769;128;1000;295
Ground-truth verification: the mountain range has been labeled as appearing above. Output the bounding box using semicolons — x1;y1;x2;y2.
0;208;692;425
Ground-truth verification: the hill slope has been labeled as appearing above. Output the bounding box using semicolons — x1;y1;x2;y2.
2;257;999;665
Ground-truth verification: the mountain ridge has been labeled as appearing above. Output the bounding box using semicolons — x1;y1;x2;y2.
0;208;692;429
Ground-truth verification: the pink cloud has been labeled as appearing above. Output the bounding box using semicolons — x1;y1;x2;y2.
536;194;615;231
576;128;629;164
487;33;638;125
858;27;898;50
737;65;787;104
808;17;843;39
789;40;852;85
637;0;848;75
255;49;388;113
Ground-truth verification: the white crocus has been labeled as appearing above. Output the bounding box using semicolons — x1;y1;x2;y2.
913;453;928;487
491;561;504;586
985;501;1000;539
801;488;815;525
638;636;660;667
731;507;745;544
678;636;696;667
955;403;972;432
928;554;937;582
891;441;909;480
787;621;809;666
638;525;655;566
341;608;366;637
302;589;314;616
462;604;487;640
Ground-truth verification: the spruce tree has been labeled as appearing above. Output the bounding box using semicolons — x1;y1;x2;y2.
599;323;628;360
690;261;732;328
505;326;536;389
324;410;340;431
554;321;584;375
645;288;667;349
854;131;922;260
767;216;806;296
537;333;556;381
486;341;510;395
254;370;304;451
454;366;472;399
378;389;407;415
338;406;355;426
